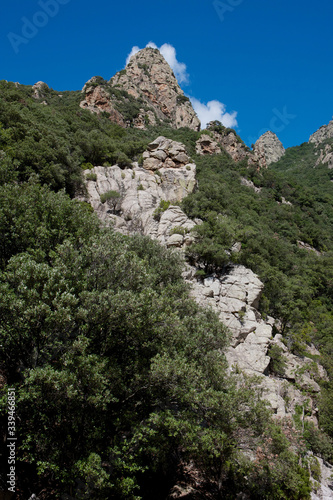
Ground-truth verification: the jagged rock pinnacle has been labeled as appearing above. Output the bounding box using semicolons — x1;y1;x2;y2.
253;131;285;167
80;47;200;131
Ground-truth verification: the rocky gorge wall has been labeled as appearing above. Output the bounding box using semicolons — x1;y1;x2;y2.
81;135;333;498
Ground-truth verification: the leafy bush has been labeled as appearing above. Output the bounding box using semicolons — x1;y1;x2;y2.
153;199;171;220
85;172;97;181
169;226;188;236
100;190;120;206
113;151;132;168
176;94;190;104
268;344;287;376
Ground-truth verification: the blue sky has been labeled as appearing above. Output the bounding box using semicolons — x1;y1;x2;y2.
1;0;333;148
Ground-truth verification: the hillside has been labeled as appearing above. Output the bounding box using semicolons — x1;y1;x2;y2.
1;48;333;499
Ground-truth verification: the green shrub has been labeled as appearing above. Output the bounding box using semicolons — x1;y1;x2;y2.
176;94;190;105
153;200;171;221
113;151;132;168
85;172;97;181
81;162;94;170
100;190;120;205
268;344;287;376
137;184;144;191
87;76;108;88
309;456;321;482
195;269;206;279
169;226;187;236
137;154;143;166
303;422;333;462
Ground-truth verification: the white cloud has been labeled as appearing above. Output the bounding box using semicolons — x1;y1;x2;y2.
125;46;140;66
190;97;238;130
158;43;189;84
125;42;189;84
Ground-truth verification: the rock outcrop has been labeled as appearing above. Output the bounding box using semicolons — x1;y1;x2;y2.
253;131;285;167
240;177;262;193
311;456;333;500
143;136;192;170
315;143;333;169
196;122;261;169
187;264;327;420
81;137;196;247
214;129;252;163
206;122;256;163
32;81;49;99
80;79;127;127
309;118;333;144
80;48;200;131
195;134;221;155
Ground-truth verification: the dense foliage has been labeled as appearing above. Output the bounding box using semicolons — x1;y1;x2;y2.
1;80;332;498
0;182;310;499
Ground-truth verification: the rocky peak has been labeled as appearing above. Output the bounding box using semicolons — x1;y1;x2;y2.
309;118;333;145
80;47;200;131
253;131;285;167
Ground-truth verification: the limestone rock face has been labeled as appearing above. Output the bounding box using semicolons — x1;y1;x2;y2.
80;48;200;131
215;130;251;163
81;137;196;247
310;456;333;500
187;265;327;420
309;118;333;144
253;131;285;167
240;177;262;193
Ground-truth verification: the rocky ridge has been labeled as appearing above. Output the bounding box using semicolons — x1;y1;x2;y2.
32;81;49;103
186;264;327;421
195;124;286;170
80;48;200;130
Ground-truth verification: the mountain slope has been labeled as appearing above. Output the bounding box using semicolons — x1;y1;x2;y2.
1;53;333;499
